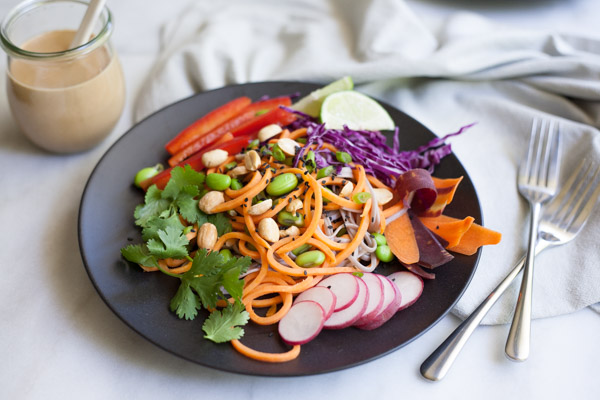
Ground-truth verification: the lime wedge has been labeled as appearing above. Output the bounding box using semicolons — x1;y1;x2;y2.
291;76;354;117
320;90;395;131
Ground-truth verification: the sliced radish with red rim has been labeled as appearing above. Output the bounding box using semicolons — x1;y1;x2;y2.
387;271;424;310
324;277;369;329
317;273;359;311
278;300;326;345
354;272;384;326
355;274;402;331
294;286;337;319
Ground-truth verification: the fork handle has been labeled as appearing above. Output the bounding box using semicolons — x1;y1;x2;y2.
505;202;542;361
420;240;550;381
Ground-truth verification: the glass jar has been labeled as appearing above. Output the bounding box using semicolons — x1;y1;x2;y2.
0;0;125;153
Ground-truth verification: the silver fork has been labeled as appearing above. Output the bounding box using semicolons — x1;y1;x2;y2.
420;159;600;381
506;119;561;361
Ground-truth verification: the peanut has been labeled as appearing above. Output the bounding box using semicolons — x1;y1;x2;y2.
372;188;394;205
197;223;218;250
258;217;279;243
285;198;303;214
339;181;354;197
280;225;300;238
228;165;249;178
244;150;261;172
258;124;283;142
201;149;228;168
248;199;273;216
276;138;300;156
198;191;225;214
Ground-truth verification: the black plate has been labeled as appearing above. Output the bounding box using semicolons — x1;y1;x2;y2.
78;81;481;376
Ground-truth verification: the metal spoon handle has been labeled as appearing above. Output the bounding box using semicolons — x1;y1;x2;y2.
420;241;549;381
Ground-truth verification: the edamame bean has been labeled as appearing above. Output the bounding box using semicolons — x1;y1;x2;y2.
291;243;312;256
220;249;233;263
259;146;272;157
277;210;305;227
375;245;394;262
371;232;387;246
272;143;286;162
295;250;326;267
230;178;243;190
317;166;334;179
266;173;298;196
133;163;164;187
206;173;232;191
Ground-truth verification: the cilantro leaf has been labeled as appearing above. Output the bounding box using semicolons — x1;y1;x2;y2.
183;249;226;309
168;250;252;319
134;185;170;227
170;281;201;320
207;212;233;236
141;213;184;242
120;243;158;267
189;275;223;310
177;185;206;224
220;257;252;301
162;165;205;200
147;226;190;259
202;303;249;343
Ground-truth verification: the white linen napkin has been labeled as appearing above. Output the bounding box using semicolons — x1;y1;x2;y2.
134;0;600;324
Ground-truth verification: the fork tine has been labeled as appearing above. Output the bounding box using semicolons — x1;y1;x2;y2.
566;163;600;232
522;118;561;192
522;119;537;184
536;119;550;186
546;120;561;188
552;163;592;227
544;159;587;222
545;159;600;233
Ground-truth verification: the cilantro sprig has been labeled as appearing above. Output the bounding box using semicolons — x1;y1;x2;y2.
121;165;250;343
169;249;251;318
123;165;232;264
203;302;249;343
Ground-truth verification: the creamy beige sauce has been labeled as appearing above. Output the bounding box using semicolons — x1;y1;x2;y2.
6;30;125;153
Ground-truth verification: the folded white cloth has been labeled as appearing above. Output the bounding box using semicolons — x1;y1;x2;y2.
134;0;600;324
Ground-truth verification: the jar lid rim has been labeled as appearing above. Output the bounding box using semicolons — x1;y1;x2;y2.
0;0;113;60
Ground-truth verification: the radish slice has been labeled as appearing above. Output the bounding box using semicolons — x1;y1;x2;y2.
317;273;359;311
294;286;337;319
355;274;402;330
278;300;326;345
354;272;384;326
324;277;369;329
387;271;424;310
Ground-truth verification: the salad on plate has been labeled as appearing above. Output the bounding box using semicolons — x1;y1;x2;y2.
121;77;501;363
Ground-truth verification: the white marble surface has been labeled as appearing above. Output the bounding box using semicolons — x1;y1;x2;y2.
1;1;599;399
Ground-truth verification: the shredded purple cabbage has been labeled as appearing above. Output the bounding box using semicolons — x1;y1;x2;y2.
283;106;475;186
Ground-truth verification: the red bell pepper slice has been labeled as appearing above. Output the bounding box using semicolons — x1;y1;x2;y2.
230;107;296;138
141;134;256;190
167;96;292;166
167;131;234;167
165;96;252;155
